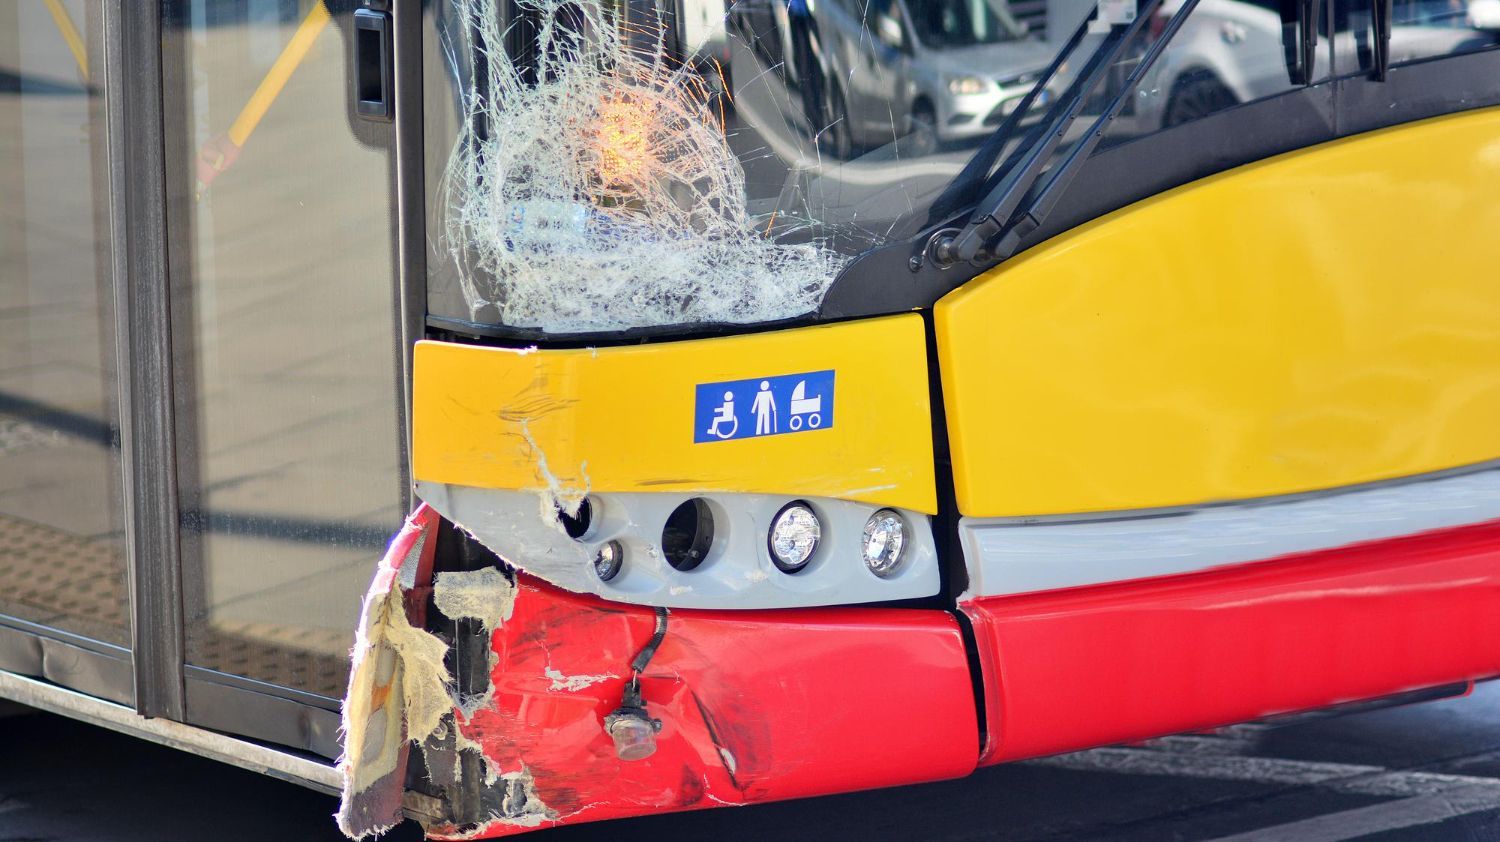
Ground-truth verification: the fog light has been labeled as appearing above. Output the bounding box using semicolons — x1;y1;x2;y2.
593;540;623;581
605;710;659;761
769;501;820;573
606;663;662;761
862;509;907;578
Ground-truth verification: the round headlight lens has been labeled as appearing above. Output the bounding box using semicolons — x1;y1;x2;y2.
862;509;907;578
593;540;624;581
768;502;821;573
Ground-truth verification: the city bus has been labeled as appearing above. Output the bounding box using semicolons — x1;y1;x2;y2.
1;0;1498;837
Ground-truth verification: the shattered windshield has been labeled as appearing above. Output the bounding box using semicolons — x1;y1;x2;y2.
424;0;1070;333
425;0;1496;333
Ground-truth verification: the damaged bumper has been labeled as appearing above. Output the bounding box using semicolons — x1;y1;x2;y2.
340;504;979;838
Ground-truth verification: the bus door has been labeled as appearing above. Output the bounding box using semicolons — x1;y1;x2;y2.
154;0;412;755
2;0;416;757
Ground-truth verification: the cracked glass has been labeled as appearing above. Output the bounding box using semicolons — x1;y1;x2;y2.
423;0;1075;334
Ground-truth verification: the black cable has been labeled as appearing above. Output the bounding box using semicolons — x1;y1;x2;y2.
630;607;669;676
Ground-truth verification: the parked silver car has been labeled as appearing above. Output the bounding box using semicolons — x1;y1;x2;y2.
809;0;1059;155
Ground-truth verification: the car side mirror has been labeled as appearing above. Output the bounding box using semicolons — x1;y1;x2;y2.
877;14;905;50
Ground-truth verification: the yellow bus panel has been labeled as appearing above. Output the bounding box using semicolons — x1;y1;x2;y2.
413;315;937;513
938;107;1500;517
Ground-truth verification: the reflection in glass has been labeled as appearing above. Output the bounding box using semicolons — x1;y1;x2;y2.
425;0;1500;336
162;0;404;699
423;0;1067;331
425;0;1379;333
1100;0;1319;143
0;2;131;647
1332;0;1499;74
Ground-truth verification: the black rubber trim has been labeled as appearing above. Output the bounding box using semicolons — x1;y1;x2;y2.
111;0;187;722
425;311;817;348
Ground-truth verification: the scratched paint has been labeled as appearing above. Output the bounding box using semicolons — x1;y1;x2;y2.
337;505;977;838
426;574;978;837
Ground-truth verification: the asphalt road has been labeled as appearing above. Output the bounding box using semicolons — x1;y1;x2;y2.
5;682;1500;841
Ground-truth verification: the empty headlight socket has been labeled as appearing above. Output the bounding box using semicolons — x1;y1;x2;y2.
662;498;715;571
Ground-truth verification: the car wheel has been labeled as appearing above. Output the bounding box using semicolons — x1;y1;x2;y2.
1163;70;1239;128
904;102;939;157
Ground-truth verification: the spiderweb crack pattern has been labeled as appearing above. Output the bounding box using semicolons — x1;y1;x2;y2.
442;0;846;333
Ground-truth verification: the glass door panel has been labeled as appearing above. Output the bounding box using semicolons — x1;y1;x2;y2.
160;0;405;700
0;2;131;649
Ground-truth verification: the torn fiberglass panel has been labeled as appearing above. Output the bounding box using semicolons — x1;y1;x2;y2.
423;0;1068;333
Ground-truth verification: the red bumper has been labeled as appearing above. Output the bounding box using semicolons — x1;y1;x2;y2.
964;519;1500;765
440;575;980;837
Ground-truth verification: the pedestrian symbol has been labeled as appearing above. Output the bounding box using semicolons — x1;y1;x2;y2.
693;370;834;443
752;381;777;435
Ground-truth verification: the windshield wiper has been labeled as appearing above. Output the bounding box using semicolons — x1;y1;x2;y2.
922;0;1205;270
923;17;1092;225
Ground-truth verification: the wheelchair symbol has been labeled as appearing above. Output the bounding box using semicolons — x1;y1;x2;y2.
787;380;823;431
705;391;740;440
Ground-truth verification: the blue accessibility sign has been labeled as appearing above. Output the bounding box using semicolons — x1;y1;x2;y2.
694;370;835;443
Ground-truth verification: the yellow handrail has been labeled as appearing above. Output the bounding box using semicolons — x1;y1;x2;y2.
42;0;88;82
197;1;334;192
228;1;333;147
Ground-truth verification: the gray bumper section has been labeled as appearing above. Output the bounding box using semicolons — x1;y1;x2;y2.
417;482;940;609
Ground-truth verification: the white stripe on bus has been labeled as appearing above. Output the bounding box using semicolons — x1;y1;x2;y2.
960;463;1500;598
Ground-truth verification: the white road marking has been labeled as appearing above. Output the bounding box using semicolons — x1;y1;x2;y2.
0;796;27;816
1029;747;1386;789
1211;783;1500;841
1029;746;1500;798
1028;745;1500;839
1143;727;1270;757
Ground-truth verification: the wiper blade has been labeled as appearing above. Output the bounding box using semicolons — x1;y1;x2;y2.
925;0;1204;269
924;16;1093;225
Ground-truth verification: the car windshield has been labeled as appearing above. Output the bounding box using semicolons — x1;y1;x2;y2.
421;0;1500;334
907;0;1027;48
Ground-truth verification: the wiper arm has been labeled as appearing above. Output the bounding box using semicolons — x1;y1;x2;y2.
925;0;1204;269
924;15;1093;225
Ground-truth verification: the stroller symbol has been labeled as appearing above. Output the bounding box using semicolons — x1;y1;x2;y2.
787;381;823;431
706;391;740;439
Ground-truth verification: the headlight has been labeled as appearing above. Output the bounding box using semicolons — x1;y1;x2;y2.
946;75;988;96
861;509;907;578
768;501;821;573
593;540;624;581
